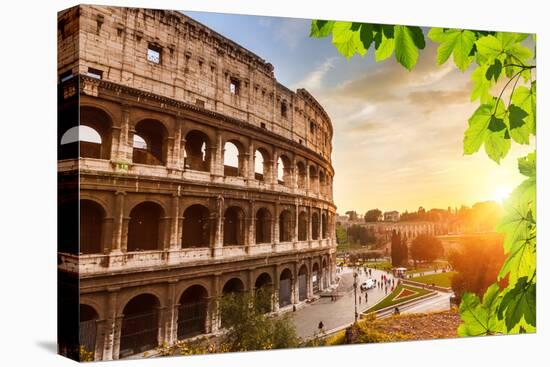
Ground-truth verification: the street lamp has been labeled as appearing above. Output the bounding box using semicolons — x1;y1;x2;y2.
353;271;358;322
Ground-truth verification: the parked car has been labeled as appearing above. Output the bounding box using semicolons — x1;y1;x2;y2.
360;278;376;290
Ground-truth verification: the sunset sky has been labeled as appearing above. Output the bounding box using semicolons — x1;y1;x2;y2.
187;11;535;215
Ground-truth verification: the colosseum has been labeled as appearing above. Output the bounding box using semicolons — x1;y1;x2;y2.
57;5;337;361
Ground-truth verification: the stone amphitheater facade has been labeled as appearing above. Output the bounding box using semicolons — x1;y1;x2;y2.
57;5;337;360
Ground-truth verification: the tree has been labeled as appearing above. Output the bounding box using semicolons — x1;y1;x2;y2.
335;224;348;245
310;20;536;335
390;230;408;267
364;209;382;222
219;288;300;351
448;234;506;301
345;210;358;221
410;234;444;266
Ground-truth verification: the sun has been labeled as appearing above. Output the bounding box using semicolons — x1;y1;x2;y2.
491;186;513;203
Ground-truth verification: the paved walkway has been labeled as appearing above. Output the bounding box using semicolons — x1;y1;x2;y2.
291;267;396;339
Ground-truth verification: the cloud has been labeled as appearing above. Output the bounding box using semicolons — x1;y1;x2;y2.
407;87;470;113
294;57;336;91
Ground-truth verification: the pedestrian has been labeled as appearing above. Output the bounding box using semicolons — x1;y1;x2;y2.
393;306;400;315
385;286;388;295
359;295;362;304
318;321;324;332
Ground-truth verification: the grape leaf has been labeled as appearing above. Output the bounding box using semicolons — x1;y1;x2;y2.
507;105;530;144
511;85;536;137
476;35;503;62
498;235;536;284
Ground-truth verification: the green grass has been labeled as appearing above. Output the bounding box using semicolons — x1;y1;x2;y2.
410;272;456;288
365;285;433;313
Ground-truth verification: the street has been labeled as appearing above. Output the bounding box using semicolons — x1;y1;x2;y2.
291;266;452;339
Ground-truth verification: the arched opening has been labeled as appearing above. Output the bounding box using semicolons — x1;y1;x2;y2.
298;211;308;241
223;141;243;177
79;304;98;357
312;211;320;240
322;212;328;239
254;272;273;313
59;106;112;160
309;165;318;192
223;277;245;294
120;294;160;358
279;210;293;242
254;148;269;181
127;202;164;252
255;208;272;244
298;265;308;301
223;206;244;246
177;285;208;339
296;161;306;189
132;119;168;165
182;205;210;248
312;263;320;293
184;130;209;171
279;268;293;308
80;199;105;255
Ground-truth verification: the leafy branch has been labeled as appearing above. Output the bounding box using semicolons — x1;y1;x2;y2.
309;22;536;335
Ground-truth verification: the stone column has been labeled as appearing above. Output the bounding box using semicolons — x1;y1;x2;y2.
101;217;114;253
209;274;221;332
294;204;299;242
273;202;279;249
271;152;279;186
246;200;255;253
247;143;255;181
240;152;250;179
166;281;178;345
168;122;182;170
101;289;118;360
111;104;131;164
169;195;180;250
273;264;280;312
305;162;311;194
111;191;126;254
307;206;313;242
213;131;223;176
307;258;314;298
212;196;224;257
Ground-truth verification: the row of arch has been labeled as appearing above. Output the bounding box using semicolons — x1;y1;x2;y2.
79;259;330;359
59;106;332;194
69;198;332;255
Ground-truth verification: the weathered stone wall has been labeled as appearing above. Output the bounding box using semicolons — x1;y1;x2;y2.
58;5;333;161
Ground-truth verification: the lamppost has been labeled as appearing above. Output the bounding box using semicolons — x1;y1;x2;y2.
353;271;358;322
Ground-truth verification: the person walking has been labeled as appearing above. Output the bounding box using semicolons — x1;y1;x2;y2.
318;321;324;332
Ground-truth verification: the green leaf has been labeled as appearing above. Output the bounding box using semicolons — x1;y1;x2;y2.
464;99;510;162
497;183;536;252
407;26;425;50
508;105;530;144
511;85;536;137
485;59;502;82
471;65;492;103
498;277;536;331
359;23;374;50
518;151;536;177
394;25;420;71
476;35;503;62
331;22;366;59
310;20;335;38
458;284;504;336
431;29;476;71
375;32;395;62
498;236;536;284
